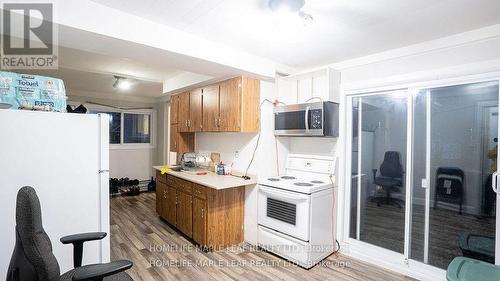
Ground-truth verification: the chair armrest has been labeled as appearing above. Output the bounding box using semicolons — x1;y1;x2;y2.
60;232;107;268
72;260;133;281
61;232;107;244
372;169;377;182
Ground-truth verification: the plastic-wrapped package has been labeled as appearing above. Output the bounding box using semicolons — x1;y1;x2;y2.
0;71;67;112
0;71;17;109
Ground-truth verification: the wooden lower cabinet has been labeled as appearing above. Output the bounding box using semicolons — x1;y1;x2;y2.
192;196;207;246
156;173;244;250
176;190;193;237
164;185;177;226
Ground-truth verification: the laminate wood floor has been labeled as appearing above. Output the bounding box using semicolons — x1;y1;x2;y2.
355;201;495;269
110;192;416;281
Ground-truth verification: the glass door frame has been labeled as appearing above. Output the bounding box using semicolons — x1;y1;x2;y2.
342;75;500;280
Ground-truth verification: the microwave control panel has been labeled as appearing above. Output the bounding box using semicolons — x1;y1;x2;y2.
310;109;323;129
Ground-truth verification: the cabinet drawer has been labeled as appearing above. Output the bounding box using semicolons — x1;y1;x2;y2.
156;170;167;184
193;184;207;199
166;175;192;194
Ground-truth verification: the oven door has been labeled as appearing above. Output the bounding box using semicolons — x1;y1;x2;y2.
274;102;324;136
258;185;311;241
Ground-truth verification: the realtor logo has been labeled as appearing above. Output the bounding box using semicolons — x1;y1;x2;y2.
1;2;58;69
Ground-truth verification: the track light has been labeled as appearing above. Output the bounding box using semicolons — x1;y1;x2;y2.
113;76;131;91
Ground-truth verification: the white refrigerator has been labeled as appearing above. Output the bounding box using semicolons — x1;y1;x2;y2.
0;109;110;277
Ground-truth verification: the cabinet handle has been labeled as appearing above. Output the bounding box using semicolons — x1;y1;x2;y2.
214;117;218;127
201;208;204;218
218;118;221;127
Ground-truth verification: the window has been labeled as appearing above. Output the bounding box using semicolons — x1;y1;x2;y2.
84;106;154;147
124;113;151;143
108;112;122;144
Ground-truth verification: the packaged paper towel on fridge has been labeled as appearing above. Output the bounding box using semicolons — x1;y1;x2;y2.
0;71;17;109
0;71;67;112
15;73;67;112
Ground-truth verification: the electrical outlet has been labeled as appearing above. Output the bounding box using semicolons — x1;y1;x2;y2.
234;151;239;159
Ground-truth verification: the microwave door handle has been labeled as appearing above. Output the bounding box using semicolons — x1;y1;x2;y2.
305;106;310;134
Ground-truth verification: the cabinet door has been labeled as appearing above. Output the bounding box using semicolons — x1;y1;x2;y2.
189;88;203;132
169;124;178;152
192;196;207;246
178;92;190;132
219;77;241;131
164;185;177;225
202;84;220;132
156;181;164;215
176;191;193;237
170;95;179;125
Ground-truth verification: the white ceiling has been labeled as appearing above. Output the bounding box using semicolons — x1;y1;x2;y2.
21;67;163;99
91;0;500;68
19;47;168;100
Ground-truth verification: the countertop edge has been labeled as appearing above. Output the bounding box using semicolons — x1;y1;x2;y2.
152;166;257;190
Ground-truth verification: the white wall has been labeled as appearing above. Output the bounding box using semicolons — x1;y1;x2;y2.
69;94;166;180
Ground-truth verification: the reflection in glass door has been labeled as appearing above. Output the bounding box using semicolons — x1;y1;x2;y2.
348;80;500;276
411;81;499;269
350;91;408;254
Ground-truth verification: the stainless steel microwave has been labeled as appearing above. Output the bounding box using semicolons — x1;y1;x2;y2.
274;101;339;137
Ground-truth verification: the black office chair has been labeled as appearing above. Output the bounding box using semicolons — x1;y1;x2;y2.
372;151;404;208
7;186;133;281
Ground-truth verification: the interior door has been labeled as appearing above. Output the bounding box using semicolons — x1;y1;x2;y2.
411;81;499;269
189;88;203;132
178;92;190;132
202;84;220;132
219;77;241;132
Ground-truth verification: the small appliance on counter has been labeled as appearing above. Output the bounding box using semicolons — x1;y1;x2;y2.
274;101;339;137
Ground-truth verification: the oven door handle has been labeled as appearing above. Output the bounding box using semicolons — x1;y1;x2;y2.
259;186;308;202
305;106;310;134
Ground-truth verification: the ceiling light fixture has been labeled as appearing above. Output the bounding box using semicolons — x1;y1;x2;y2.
268;0;313;21
113;76;132;91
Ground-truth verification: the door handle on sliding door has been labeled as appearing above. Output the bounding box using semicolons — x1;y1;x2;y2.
492;171;499;194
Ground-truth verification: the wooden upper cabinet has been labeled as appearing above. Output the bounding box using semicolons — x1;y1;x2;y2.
202;84;220;132
170;124;178;152
189;88;203;132
178;92;190;132
239;77;260;132
219;77;242;132
170;95;179;125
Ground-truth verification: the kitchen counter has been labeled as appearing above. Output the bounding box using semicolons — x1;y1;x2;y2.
152;166;257;190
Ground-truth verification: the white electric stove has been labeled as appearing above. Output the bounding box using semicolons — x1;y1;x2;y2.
257;154;336;269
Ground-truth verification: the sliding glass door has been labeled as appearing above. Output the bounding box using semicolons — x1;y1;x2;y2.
411;81;499;269
347;79;500;275
349;91;408;254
